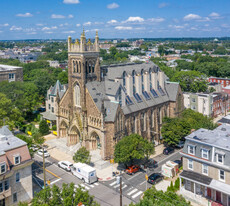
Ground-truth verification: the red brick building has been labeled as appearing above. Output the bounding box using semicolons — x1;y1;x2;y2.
208;77;230;88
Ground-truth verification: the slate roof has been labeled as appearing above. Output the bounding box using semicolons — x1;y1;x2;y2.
165;82;179;102
49;80;67;99
185;124;230;151
0;64;22;72
40;111;56;121
0;126;27;155
180;170;212;185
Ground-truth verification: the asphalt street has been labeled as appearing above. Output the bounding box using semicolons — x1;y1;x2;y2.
32;149;182;205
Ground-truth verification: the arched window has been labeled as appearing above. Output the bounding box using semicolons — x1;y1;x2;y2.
89;63;91;73
76;62;79;73
73;61;76;73
132;70;136;94
74;84;81;107
79;62;81;73
92;64;95;73
123;71;126;87
149;68;152;89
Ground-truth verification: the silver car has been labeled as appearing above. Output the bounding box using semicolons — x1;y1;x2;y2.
37;149;50;157
58;161;73;171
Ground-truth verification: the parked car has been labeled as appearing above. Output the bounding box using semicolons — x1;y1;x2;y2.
163;147;174;155
37;149;50;157
58;161;73;172
126;165;140;175
175;141;185;148
173;160;182;168
147;173;164;184
30;144;39;152
144;159;158;169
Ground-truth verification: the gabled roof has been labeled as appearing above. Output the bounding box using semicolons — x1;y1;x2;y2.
49;80;67;99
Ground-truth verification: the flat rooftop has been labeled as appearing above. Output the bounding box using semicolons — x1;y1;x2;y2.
0;126;26;155
185;124;230;151
0;64;22;72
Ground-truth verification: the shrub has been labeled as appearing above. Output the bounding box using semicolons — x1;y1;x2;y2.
174;177;180;191
52;125;57;131
39;120;49;135
73;147;91;164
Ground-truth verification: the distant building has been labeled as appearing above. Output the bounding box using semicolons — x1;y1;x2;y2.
41;80;67;128
180;124;230;206
47;60;60;68
183;92;229;117
209;77;230;88
0;126;33;206
0;64;23;82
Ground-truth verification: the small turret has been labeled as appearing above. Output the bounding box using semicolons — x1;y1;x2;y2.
68;36;72;51
95;30;99;52
80;28;86;52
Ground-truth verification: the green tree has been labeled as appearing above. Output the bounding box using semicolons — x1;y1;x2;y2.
130;186;190;206
29;183;99;206
73;147;91;164
114;134;154;166
39;120;50;135
57;71;68;84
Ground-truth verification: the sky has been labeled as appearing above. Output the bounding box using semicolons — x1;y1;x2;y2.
0;0;229;40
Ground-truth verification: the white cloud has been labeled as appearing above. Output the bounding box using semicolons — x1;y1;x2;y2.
63;31;76;33
10;26;22;31
83;21;92;26
27;32;37;35
169;25;184;29
60;23;69;27
45;31;53;34
51;14;66;19
16;12;33;17
115;26;132;30
197;17;210;22
36;23;44;26
68;14;74;18
41;26;57;31
221;24;230;28
107;3;119;9
183;14;201;21
148;17;165;23
76;24;81;27
209;12;221;19
107;19;118;24
158;3;169;8
0;23;9;27
63;0;80;4
125;16;144;23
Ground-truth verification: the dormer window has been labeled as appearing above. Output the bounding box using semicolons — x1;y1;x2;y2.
14;155;20;165
188;145;195;155
217;154;223;164
201;149;209;159
0;163;6;174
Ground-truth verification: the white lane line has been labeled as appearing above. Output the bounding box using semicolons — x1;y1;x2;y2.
127;188;138;196
139;181;146;186
50;178;62;185
126;186;133;192
114;184;120;188
94;182;99;186
132;191;143;199
80;184;90;190
86;184;94;188
109;181;117;186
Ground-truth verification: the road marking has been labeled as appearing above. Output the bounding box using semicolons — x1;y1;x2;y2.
121;185;127;190
50;178;62;185
80;184;90;190
126;186;133;192
34;162;61;179
86;184;94;188
94;182;99;186
109;181;117;186
34;154;59;169
139;180;146;185
132;191;143;199
114;184;120;188
127;172;142;181
127;188;138;196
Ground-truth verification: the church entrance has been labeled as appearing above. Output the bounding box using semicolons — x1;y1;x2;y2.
69;126;81;145
59;120;68;138
90;131;101;150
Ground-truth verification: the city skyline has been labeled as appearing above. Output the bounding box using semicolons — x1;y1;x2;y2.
0;0;229;40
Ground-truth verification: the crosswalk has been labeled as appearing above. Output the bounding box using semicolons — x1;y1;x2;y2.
75;182;99;191
108;180;143;200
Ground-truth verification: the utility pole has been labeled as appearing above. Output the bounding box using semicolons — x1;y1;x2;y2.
120;176;122;206
42;145;46;188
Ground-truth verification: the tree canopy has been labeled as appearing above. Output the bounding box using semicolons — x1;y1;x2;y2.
73;147;91;164
130;187;190;206
114;134;154;165
19;183;99;206
162;109;217;146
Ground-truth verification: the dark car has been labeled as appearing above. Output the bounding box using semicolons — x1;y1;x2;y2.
173;160;182;168
147;173;163;184
163;147;174;155
144;159;158;170
175;141;185;149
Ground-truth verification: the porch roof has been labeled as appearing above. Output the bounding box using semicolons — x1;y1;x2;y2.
209;179;230;195
180;170;212;185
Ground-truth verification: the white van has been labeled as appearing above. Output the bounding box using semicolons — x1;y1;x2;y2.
71;163;97;184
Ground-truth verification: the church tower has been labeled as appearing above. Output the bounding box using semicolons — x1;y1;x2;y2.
67;30;100;114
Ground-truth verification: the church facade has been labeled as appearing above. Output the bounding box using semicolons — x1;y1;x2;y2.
56;31;184;160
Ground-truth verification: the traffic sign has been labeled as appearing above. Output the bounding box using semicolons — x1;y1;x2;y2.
145;174;148;181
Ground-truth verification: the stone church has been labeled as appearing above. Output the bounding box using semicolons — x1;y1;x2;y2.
56;31;184;160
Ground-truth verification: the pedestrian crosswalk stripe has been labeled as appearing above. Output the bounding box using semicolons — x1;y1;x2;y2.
94;182;99;186
132;191;143;199
109;181;117;186
80;183;90;190
86;184;94;188
114;182;124;188
121;185;127;190
127;188;138;196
